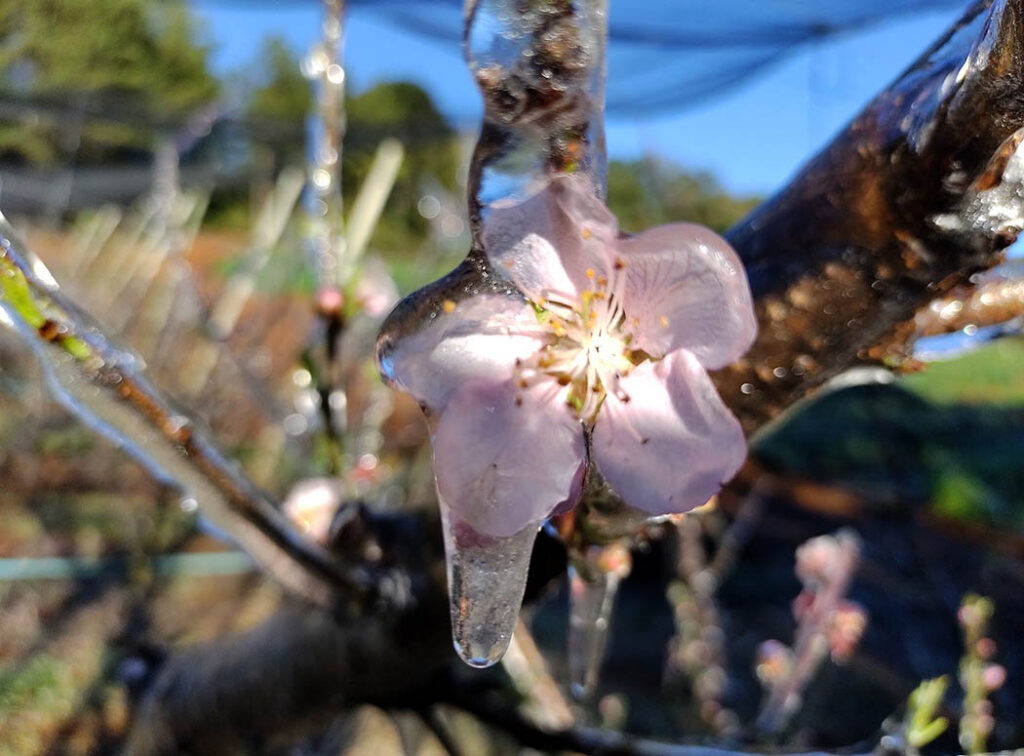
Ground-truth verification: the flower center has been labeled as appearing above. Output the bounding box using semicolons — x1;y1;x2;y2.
517;258;639;422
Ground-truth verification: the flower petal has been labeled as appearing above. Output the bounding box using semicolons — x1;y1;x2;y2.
592;350;747;516
483;174;618;302
619;224;756;369
377;293;547;414
433;377;585;538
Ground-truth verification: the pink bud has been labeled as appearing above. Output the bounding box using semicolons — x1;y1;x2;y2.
795;535;839;586
755;639;793;685
791;590;815;621
315;286;344;317
982;664;1007;691
828;603;867;663
976;637;997;660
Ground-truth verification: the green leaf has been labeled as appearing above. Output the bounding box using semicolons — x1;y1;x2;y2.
0;264;46;328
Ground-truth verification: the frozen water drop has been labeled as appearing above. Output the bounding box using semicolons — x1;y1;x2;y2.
440;500;538;668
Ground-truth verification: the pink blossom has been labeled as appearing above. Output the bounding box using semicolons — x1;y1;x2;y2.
377;174;756;538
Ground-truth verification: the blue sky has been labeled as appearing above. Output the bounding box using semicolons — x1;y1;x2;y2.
190;2;963;197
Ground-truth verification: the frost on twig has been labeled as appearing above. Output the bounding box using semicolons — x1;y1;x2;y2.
719;0;1024;431
464;0;608;218
0;216;366;607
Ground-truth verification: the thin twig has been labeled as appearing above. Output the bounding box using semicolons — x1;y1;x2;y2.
0;221;374;606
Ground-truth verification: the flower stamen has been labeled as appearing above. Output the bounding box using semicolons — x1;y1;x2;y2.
514;258;642;423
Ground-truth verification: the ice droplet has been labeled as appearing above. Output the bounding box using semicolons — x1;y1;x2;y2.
440;499;538;668
567;543;631;701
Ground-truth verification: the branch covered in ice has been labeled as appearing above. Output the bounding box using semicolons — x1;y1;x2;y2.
719;0;1024;432
0;216;370;607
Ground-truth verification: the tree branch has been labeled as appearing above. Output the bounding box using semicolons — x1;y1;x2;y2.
0;219;372;607
716;0;1024;433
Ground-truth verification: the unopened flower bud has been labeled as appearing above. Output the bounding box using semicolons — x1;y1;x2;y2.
982;664;1006;692
315;286;344;318
756;639;793;686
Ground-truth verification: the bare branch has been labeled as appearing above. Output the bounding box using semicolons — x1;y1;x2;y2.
915;273;1024;336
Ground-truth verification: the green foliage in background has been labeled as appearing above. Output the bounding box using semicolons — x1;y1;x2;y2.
904;338;1024;406
344;81;457;252
245;36;314;171
247;37;313;125
0;0;216;164
607;157;760;233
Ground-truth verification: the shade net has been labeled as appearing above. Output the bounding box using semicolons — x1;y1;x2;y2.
351;0;970;112
0;0;974;121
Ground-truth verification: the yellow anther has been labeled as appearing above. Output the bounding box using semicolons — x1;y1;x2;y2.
659;315;670;328
582;228;592;239
443;299;457;314
597;275;608;287
585;268;596;279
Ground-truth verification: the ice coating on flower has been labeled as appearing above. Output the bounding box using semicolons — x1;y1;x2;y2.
378;293;546;414
482;178;618;304
376;172;756;668
618;224;757;369
590;350;747;516
433;378;585;538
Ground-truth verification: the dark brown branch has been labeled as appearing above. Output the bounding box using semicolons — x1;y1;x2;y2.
716;0;1024;433
126;601;451;754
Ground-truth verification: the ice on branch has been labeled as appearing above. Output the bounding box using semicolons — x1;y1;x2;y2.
377;173;756;666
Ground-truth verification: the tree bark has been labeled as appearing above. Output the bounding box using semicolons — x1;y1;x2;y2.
717;0;1024;433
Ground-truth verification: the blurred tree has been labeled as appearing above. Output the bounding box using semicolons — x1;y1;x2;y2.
607;157;760;233
0;0;217;165
344;81;458;253
246;36;312;170
248;37;313;125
